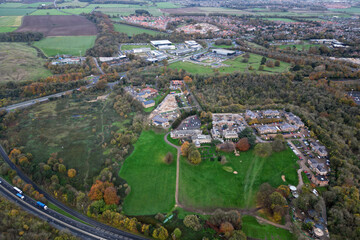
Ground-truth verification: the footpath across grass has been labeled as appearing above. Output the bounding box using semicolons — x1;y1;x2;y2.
179;147;298;209
119;130;177;215
33;36;96;56
242;215;295;240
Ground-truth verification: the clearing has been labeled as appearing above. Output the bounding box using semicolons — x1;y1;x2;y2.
179;147;298;209
169;53;291;75
4;94;130;190
114;23;161;36
119;130;177;215
33;36;96;56
0;42;52;83
16;15;97;36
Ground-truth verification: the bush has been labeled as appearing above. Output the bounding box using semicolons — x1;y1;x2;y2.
172;228;182;239
254;143;272;158
183;215;202;231
164;152;174;164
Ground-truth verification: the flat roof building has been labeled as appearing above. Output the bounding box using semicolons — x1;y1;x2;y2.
151;40;172;48
212;49;236;56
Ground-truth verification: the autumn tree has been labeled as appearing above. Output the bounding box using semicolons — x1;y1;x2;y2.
220;222;234;238
67;169;76;178
183;215;202;231
229;230;247;240
103;186;120;205
164;152;173;164
188;148;201;165
254;143;272;158
236;138;250;152
183;76;192;84
271;134;286;152
181;141;190;156
152;226;169;240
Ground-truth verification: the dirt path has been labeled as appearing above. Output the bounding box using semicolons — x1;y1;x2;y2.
164;133;181;206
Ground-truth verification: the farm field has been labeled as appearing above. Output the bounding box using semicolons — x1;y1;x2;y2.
119;130;177;215
155;2;182;8
169;53;291;75
114;23;161;36
30;9;69;15
179;147;298;209
161;7;251;16
33;36;96;56
0;2;53;8
262;17;297;22
16;15;97;36
330;7;360;14
242;216;295;240
101;6;163;16
57;0;89;8
275;44;319;50
0;16;22;32
0;8;35;16
4;95;128;190
0;42;52;83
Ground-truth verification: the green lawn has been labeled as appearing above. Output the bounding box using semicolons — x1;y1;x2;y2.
242;215;295;240
0;27;17;32
121;44;152;50
155;2;182;8
30;9;70;15
330;7;360;14
119;130;177;215
179;147;298;209
262;17;297;22
33;36;96;56
301;172;311;184
0;8;35;16
276;44;318;50
0;42;52;82
0;16;22;33
212;44;234;49
114;23;161;36
169;53;291;75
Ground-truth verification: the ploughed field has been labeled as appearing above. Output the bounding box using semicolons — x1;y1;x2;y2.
15;15;97;36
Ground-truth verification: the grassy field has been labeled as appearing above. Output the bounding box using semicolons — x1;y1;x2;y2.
330;7;360;14
0;8;35;16
0;16;22;32
33;36;96;56
30;9;70;15
242;215;295;240
0;42;52;83
155;2;181;8
212;44;234;49
121;44;151;50
276;44;318;50
5;95;130;190
169;53;291;75
119;130;177;215
179;147;298;209
0;2;53;8
114;23;161;36
57;0;89;8
262;17;297;22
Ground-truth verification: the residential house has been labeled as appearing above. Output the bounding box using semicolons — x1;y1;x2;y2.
191;134;212;144
263;110;280;118
223;130;238;139
312;175;329;186
170;80;183;90
170;129;201;139
284;112;305;128
142;100;155;108
280;123;299;132
152;115;169;128
256;125;278;134
245;110;257;119
310;141;328;157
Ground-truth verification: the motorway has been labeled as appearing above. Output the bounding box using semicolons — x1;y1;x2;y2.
0;145;147;240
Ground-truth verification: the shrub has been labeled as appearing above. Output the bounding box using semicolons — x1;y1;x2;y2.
183;215;202;231
164;152;174;164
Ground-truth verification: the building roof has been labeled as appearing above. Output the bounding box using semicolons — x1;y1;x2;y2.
150;40;172;45
153;115;168;123
212;49;235;55
144;100;155;105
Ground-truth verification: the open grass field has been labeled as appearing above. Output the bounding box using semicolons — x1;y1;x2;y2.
17;15;97;36
330;7;360;14
276;44;318;50
155;2;182;8
30;9;69;15
169;53;291;75
101;6;164;16
57;0;89;8
0;2;53;8
212;44;234;49
161;7;250;16
63;8;93;14
179;147;298;209
262;17;297;22
119;130;177;215
33;36;96;56
0;42;52;83
242;216;295;240
121;44;151;50
114;23;161;36
0;16;22;32
4;95;130;190
0;8;36;16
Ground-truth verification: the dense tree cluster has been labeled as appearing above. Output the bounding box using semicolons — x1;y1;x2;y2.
0;32;43;42
181;141;201;165
0;196;78;240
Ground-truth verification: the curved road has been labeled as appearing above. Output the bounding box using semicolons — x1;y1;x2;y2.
0;145;147;240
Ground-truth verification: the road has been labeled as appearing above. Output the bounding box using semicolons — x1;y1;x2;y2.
0;145;147;240
0;177;115;240
93;57;105;75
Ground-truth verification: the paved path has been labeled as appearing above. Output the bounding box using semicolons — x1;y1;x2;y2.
164;132;181;206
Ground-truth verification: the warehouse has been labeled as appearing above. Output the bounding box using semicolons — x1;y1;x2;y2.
212;49;236;56
150;40;173;48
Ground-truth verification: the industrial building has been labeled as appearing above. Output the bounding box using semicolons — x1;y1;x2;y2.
150;40;173;48
212;49;236;56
